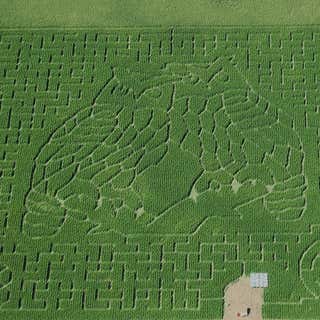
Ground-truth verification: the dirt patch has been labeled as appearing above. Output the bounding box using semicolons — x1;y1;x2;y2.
223;276;264;320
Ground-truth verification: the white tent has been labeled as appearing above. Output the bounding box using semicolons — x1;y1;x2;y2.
250;273;268;288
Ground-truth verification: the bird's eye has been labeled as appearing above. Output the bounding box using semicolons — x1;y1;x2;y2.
144;87;162;99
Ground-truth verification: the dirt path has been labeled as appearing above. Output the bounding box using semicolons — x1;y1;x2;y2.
223;276;264;320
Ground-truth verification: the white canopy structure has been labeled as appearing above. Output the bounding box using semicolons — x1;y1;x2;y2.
250;273;268;288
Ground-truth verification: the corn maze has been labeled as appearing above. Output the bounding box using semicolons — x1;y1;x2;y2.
1;28;320;319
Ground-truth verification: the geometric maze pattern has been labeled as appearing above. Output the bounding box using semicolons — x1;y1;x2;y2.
0;28;320;319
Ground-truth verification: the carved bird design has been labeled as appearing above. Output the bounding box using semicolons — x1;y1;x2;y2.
23;58;307;239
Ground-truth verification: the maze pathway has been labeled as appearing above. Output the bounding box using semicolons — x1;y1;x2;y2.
1;27;320;319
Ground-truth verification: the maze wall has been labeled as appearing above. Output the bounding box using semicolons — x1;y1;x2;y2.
1;28;320;319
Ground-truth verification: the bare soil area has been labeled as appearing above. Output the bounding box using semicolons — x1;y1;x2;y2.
223;276;264;320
